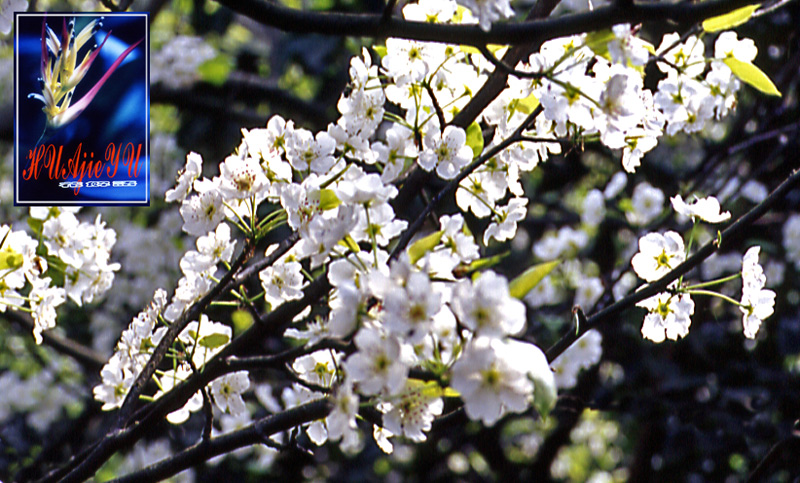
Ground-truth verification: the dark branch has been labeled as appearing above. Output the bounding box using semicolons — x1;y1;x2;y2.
118;241;255;426
545;167;800;363
111;399;332;483
2;311;106;373
389;108;543;262
213;0;759;46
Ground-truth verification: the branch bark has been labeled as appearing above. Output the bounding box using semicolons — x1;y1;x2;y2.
213;0;759;46
546;166;800;363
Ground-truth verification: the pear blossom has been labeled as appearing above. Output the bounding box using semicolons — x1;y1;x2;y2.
626;182;664;226
217;154;270;200
607;23;651;67
402;0;456;23
29;277;66;344
740;247;776;339
740;288;776;339
158;368;204;424
326;381;360;449
286;128;337;174
631;231;686;282
292;350;342;387
551;329;603;389
671;195;731;223
426;214;480;277
637;292;694;343
210;371;250;416
450;337;533;426
656;33;705;78
455;0;514;32
451;270;526;337
259;258;305;309
714;32;758;63
381;380;444;442
419;126;473;180
93;352;135;410
180;189;226;236
166;152;203;203
382;268;443;343
344;327;409;396
484;197;528;244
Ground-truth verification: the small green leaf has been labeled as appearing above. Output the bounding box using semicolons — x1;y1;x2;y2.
0;249;23;271
454;252;509;277
443;386;460;398
373;45;387;58
460;43;506;56
408;230;444;264
232;309;254;334
515;92;539;115
509;260;560;299
198;332;230;349
584;29;615;60
530;353;557;416
702;4;760;32
340;234;360;253
43;255;67;287
465;122;484;159
318;188;341;210
618;198;634;213
198;54;234;86
724;57;781;96
27;217;43;237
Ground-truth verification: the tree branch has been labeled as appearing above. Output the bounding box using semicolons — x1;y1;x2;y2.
545;166;800;363
110;399;332;483
213;0;759;46
118;241;255;426
389;108;543;261
2;310;106;373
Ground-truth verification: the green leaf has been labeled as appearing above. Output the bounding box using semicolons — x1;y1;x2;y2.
724;57;781;96
198;54;234;86
373;45;387;58
459;43;506;56
27;217;43;237
465;122;484;159
508;260;560;299
702;4;760;32
340;234;360;253
515;92;539;115
198;332;230;349
231;309;254;334
584;29;615;60
408;230;443;264
0;249;23;271
442;386;460;398
454;252;509;277
43;255;67;287
318;188;341;210
618;198;634;213
528;348;557;416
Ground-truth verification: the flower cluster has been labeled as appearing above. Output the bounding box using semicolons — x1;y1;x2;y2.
1;207;118;343
631;195;775;342
79;0;782;462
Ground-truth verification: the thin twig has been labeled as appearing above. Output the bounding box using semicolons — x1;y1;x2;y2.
545;167;800;363
388;107;543;262
2;311;106;373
